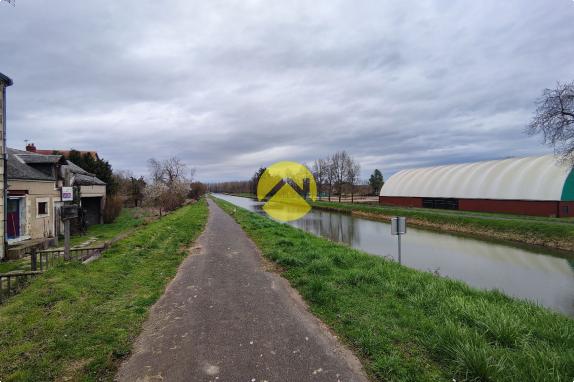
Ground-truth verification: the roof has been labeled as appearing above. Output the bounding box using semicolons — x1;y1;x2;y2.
34;149;99;160
73;172;106;186
0;72;13;86
380;155;574;202
6;148;106;186
16;153;62;164
66;160;106;186
7;148;58;181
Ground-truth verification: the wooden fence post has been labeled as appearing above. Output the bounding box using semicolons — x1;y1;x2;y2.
31;249;37;271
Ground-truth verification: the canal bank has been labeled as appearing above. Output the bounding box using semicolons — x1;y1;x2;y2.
216;194;574;316
224;193;574;252
212;196;574;382
312;200;574;252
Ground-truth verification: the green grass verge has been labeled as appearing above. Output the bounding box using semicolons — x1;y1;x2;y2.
69;207;153;247
0;199;208;381
0;258;29;274
0;208;151;274
214;197;574;382
311;200;574;252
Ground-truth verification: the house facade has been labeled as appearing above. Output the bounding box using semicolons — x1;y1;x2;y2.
0;73;13;260
6;148;106;258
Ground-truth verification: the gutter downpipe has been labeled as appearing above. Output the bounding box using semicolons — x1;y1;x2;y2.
1;75;12;260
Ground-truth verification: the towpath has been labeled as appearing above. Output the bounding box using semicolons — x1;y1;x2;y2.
117;199;367;381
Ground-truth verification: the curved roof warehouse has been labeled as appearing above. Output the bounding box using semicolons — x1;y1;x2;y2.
379;155;574;217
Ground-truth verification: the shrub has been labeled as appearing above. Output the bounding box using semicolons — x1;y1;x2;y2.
103;195;123;223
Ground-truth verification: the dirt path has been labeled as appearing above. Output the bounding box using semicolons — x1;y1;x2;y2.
116;199;368;382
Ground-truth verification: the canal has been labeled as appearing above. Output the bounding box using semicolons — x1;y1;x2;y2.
213;194;574;316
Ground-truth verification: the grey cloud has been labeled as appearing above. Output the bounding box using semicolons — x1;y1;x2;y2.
1;0;573;182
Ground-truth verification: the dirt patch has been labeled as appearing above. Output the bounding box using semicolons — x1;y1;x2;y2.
56;358;91;382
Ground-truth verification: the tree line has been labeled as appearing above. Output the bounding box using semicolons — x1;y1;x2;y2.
209;152;385;201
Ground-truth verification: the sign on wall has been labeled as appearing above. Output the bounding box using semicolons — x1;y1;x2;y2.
61;186;74;202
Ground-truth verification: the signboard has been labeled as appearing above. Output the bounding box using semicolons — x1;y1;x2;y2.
60;205;79;220
391;217;406;235
61;187;74;202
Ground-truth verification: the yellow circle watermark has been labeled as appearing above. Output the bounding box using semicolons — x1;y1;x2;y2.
257;161;317;222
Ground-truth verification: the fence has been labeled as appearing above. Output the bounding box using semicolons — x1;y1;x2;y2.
0;246;105;303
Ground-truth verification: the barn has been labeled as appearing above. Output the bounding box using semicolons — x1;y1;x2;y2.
379;155;574;217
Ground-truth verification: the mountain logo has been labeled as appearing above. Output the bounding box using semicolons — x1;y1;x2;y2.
256;161;317;222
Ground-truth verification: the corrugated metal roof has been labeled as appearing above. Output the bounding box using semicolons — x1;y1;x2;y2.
380;155;574;201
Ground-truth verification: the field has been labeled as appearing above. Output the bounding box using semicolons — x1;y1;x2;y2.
214;197;574;382
0;200;208;381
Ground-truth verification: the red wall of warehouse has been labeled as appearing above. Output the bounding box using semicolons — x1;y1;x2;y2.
558;202;574;218
379;196;574;218
458;199;559;217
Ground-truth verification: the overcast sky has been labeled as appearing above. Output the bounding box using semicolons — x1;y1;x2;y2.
1;0;573;182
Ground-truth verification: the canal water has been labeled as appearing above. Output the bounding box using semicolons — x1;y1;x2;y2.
213;194;574;316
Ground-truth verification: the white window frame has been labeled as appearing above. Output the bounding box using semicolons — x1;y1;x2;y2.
36;197;50;218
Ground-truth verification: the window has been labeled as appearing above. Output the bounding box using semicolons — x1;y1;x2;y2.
37;201;48;216
422;198;459;210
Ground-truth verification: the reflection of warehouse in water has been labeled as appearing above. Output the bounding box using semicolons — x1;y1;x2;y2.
380;155;574;217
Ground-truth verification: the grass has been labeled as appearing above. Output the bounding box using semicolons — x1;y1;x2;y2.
69;207;154;247
214;197;574;382
0;199;208;381
0;258;29;274
0;208;153;274
311;200;574;252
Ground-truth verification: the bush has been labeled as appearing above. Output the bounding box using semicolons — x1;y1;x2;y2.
103;195;123;223
188;182;207;200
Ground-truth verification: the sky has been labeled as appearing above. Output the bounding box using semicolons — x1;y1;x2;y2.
1;0;573;182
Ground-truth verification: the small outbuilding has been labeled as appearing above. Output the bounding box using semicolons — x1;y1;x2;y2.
379;155;574;217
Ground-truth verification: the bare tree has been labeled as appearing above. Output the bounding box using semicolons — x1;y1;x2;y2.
145;157;193;214
332;151;350;202
311;159;328;198
325;156;336;202
345;157;361;203
528;81;574;164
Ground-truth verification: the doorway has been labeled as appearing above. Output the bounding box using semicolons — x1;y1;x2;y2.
7;198;24;239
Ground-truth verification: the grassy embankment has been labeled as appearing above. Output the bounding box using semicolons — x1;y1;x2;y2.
0;208;152;274
69;207;156;247
311;200;574;252
214;197;574;382
0;199;208;381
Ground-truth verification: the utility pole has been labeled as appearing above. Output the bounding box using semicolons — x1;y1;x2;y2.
60;167;77;260
64;167;71;260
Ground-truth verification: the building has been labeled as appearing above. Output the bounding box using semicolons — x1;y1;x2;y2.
0;73;13;260
379;155;574;217
6;148;106;257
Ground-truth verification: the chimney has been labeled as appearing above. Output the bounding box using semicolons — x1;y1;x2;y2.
26;143;36;152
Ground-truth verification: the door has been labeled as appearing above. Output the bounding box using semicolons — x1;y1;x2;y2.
81;197;102;226
7;198;20;239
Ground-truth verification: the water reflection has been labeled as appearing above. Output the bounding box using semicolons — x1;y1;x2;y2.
213;194;574;316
